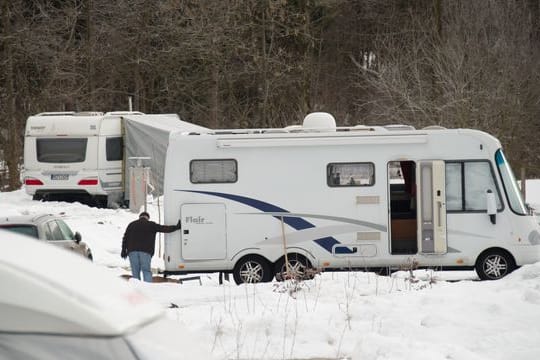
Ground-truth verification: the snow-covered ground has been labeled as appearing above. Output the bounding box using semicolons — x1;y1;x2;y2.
2;182;540;359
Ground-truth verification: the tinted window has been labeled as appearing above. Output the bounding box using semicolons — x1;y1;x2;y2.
46;221;65;240
106;137;123;161
445;163;463;211
0;333;137;359
327;163;375;187
37;138;87;163
445;161;502;212
56;220;74;240
190;159;237;183
0;225;38;238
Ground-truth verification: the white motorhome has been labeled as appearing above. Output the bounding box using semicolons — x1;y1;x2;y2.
163;113;540;283
23;111;207;207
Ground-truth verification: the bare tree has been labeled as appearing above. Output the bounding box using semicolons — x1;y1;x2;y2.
354;0;540;174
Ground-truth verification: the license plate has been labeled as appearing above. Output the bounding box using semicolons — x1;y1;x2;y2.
51;174;69;181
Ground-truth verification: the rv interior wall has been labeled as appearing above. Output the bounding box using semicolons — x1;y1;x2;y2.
389;161;417;255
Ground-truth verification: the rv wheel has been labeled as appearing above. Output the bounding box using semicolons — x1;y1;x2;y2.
475;250;515;280
233;256;272;284
274;255;312;281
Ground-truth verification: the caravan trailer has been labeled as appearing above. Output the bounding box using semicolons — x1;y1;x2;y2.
23;112;207;207
162;113;540;283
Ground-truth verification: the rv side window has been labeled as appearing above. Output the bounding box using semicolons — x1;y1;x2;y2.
106;137;123;161
327;163;375;187
190;159;237;184
36;138;87;163
445;161;502;212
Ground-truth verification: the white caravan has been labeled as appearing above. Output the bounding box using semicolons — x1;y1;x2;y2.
23;112;207;207
163;113;540;283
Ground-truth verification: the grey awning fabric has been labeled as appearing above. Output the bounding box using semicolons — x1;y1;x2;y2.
123;114;208;200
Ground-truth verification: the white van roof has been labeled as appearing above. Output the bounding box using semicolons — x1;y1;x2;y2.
0;230;163;336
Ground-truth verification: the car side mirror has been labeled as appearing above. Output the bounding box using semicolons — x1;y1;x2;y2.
486;190;497;225
525;202;535;216
74;232;82;243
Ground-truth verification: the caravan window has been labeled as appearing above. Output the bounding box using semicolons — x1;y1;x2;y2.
190;159;237;184
36;138;87;163
446;161;502;212
327;163;375;187
106;137;123;161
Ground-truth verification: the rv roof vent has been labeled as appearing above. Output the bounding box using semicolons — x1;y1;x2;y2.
383;124;416;131
36;112;76;116
262;129;289;134
422;125;446;130
284;125;302;132
350;125;376;131
302;112;336;131
73;112;104;116
105;111;145;116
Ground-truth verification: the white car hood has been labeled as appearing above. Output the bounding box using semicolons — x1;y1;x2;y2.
0;230;163;336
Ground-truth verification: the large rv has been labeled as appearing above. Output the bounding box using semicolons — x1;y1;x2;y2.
23;111;207;207
162;113;540;283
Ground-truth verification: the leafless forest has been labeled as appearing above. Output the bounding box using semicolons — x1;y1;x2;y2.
1;0;539;190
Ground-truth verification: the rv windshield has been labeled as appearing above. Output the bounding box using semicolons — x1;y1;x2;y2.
495;149;527;215
36;138;87;163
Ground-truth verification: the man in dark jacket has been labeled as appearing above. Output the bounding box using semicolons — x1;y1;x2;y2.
121;211;181;282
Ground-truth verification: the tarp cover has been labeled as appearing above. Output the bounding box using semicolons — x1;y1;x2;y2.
123;114;208;200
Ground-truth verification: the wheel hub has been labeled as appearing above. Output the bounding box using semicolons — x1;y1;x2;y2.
483;255;507;278
239;261;263;283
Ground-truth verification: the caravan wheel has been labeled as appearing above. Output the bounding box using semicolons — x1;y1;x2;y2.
274;255;312;281
233;256;272;284
475;250;515;280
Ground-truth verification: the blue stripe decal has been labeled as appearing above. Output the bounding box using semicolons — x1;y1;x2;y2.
176;189;352;254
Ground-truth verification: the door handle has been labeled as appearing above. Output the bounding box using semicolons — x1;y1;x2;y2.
437;201;443;227
183;229;189;235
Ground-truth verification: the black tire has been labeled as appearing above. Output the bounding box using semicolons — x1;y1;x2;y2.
274;254;312;282
32;194;43;201
233;255;272;284
94;195;108;208
87;250;93;262
475;250;515;280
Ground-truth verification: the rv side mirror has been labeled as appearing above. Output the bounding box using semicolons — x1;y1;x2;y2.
74;231;82;243
486;190;497;225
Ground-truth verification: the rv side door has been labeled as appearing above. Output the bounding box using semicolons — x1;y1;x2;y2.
417;160;447;254
181;203;227;260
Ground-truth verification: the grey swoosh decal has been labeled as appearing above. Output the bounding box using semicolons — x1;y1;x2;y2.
447;229;493;240
238;211;387;232
256;224;373;246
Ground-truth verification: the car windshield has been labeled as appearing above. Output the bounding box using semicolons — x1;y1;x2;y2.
495;149;528;215
0;225;38;238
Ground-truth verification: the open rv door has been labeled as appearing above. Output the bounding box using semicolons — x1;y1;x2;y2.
417;160;447;254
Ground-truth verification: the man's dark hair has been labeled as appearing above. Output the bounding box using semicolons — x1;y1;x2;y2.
139;211;150;219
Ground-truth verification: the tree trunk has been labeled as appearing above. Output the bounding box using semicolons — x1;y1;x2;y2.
2;0;22;190
86;0;94;109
